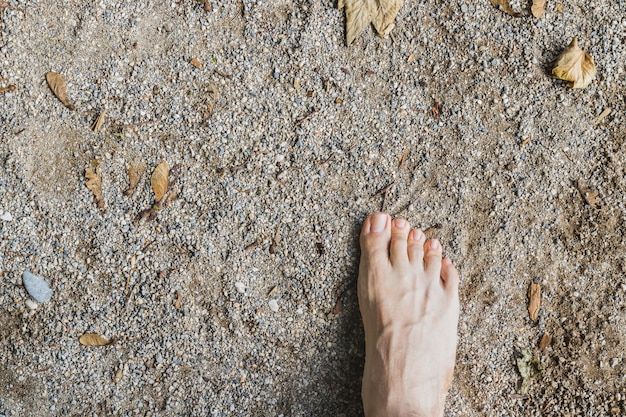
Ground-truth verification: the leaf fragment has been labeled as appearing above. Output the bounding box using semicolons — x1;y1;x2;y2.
339;0;403;46
593;108;611;126
85;161;105;211
531;0;546;18
79;333;112;346
46;72;75;110
528;283;541;322
91;109;106;133
517;348;541;394
190;57;203;69
125;160;146;196
151;162;169;203
576;180;599;208
539;333;551;350
489;0;522;17
552;38;596;89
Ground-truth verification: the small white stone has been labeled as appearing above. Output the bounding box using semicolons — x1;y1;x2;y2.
1;212;12;221
25;299;38;310
235;282;246;294
268;299;279;312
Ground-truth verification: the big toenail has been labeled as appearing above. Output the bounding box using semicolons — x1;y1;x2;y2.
370;213;387;232
430;239;440;249
393;218;406;228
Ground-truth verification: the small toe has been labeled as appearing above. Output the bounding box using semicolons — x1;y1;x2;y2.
424;239;443;279
441;258;460;294
390;218;411;265
360;212;391;264
407;229;426;267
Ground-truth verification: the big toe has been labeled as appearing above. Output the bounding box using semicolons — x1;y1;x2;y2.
360;212;391;264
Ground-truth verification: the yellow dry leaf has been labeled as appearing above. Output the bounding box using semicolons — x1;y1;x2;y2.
91;109;106;133
151;162;169;203
489;0;521;17
552;38;596;89
339;0;402;46
79;333;111;346
528;283;541;322
531;0;546;18
125;160;146;196
46;72;75;110
190;57;203;69
85;161;105;211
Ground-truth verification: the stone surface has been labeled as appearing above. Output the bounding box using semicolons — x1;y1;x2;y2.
22;271;53;303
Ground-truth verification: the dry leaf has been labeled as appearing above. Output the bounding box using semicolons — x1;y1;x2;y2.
125;160;146;196
531;0;546;18
203;83;219;121
489;0;522;16
539;333;552;350
0;2;8;9
46;72;75;110
552;38;596;89
91;109;106;133
151;162;169;203
593;108;611;126
339;0;403;46
407;54;415;63
113;368;123;382
175;291;182;309
554;2;563;12
528;283;541;322
85;161;105;211
190;57;203;69
517;348;541;394
577;180;599;208
79;333;112;346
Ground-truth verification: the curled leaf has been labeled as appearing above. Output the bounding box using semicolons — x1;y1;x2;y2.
91;109;106;132
125;160;146;196
552;38;596;89
46;72;75;110
79;333;112;346
339;0;402;46
151;162;169;203
85;161;105;211
531;0;546;18
576;180;599;208
528;283;541;322
489;0;522;17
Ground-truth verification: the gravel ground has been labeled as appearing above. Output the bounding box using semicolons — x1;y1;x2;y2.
1;0;625;415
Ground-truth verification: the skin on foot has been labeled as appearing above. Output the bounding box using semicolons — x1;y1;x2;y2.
358;212;460;417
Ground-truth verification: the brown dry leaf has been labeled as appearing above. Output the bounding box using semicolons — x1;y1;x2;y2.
528;283;541;322
91;109;106;132
339;0;403;46
407;53;415;63
190;57;203;69
577;180;599;208
531;0;546;18
151;162;169;203
79;333;112;346
125;160;146;196
203;83;219;121
489;0;522;16
552;38;596;89
85;161;105;211
539;333;552;350
46;72;75;110
175;291;182;309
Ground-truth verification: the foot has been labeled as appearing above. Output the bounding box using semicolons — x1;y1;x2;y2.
358;212;460;417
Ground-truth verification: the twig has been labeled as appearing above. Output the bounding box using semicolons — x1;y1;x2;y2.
214;68;232;79
0;85;16;93
295;109;318;127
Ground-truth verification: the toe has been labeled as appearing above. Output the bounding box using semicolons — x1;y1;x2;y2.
390;218;411;265
424;239;442;279
407;229;426;267
441;258;460;294
360;212;391;264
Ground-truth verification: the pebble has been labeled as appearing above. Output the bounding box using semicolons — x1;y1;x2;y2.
0;211;12;221
25;299;38;310
268;299;279;312
235;282;246;294
22;271;53;303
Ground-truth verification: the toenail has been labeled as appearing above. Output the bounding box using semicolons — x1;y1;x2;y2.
393;218;406;228
430;239;440;249
370;213;387;232
414;229;423;241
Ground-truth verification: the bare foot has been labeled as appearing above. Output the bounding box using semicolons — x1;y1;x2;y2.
358;212;460;417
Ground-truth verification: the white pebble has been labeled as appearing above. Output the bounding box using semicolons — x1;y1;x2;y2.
0;212;12;221
25;299;38;310
235;282;246;294
268;299;279;312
